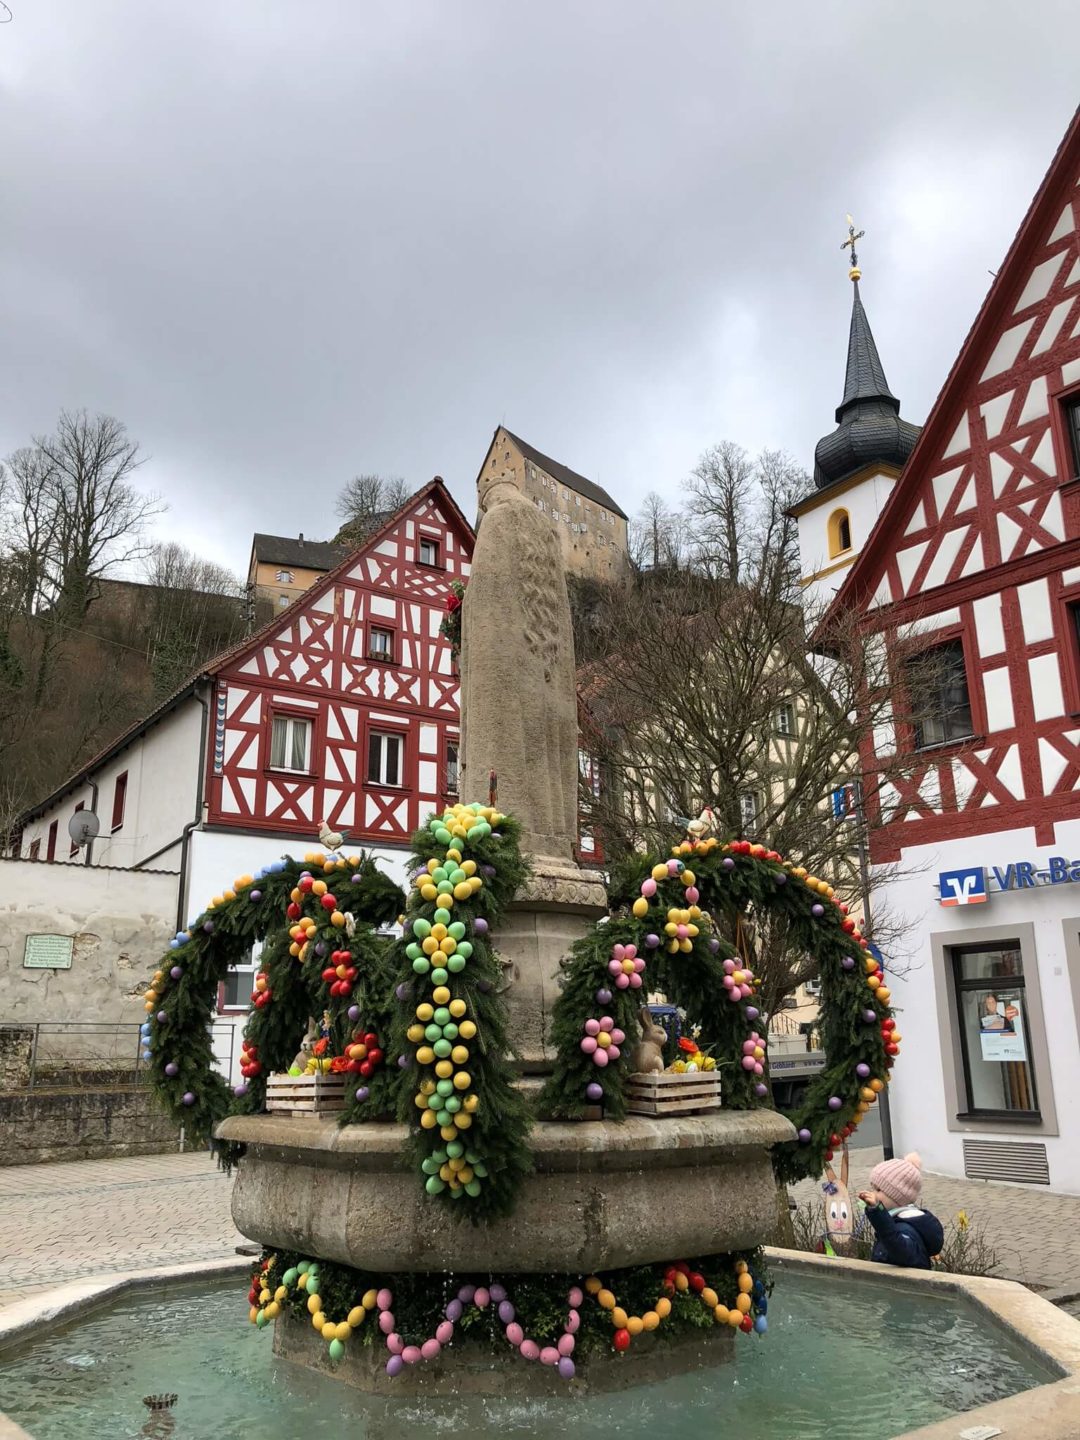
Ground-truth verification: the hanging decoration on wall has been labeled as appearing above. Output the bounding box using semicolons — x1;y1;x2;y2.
143;850;404;1156
438;578;467;660
247;1246;771;1373
540;835;898;1183
393;802;532;1220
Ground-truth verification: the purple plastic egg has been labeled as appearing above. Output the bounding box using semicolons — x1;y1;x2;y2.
490;1283;507;1302
828;1096;842;1110
397;1054;409;1068
754;1083;768;1098
473;918;489;935
811;903;825;918
234;1083;248;1098
863;1008;878;1024
249;890;262;902
352;873;363;884
709;937;721;953
445;1299;463;1322
586;1082;603;1102
457;1284;476;1304
595;987;613;1005
558;1357;576;1379
841;956;856;971
797;1128;812;1143
348;1004;361;1021
182;1092;195;1106
498;1300;515;1324
156;1010;167;1023
169;966;182;980
477;978;493;993
774;873;787;886
856;1062;871;1078
164;1062;179;1077
481;865;496;879
722;856;736;870
395;983;409;1001
385;1355;403;1378
355;1087;370;1102
645;933;660;949
202;920;214;933
746;1005;759;1020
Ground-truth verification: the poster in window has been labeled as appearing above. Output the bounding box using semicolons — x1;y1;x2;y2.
978;993;1026;1062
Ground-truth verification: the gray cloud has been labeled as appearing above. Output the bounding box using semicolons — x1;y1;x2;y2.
1;0;1077;572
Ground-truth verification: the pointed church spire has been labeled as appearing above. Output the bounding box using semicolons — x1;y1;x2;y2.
814;219;921;490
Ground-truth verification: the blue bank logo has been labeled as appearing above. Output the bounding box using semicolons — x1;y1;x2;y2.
938;868;988;906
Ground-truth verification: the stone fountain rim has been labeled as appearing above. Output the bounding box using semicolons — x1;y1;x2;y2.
216;1109;796;1172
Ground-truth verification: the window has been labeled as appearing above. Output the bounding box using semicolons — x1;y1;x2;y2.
775;702;796;737
951;942;1039;1118
222;942;262;1011
368;730;403;786
738;790;759;833
827;509;852;558
1065;395;1080;478
419;537;440;567
575;495;581;507
369;627;394;662
445;741;459;796
275;570;294;584
562;488;569;501
111;772;128;832
28;839;40;860
47;820;58;862
69;801;84;857
278;594;290;609
908;639;974;749
270;714;312;772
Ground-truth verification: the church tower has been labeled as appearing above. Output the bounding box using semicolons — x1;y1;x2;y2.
792;221;921;614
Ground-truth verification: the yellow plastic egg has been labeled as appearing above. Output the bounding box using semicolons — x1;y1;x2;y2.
362;1289;378;1310
449;999;467;1019
416;1003;434;1022
674;1272;689;1292
735;1293;752;1314
432;986;451;1005
597;1289;616;1310
463;1093;479;1112
265;1301;280;1320
702;1287;718;1308
738;1273;753;1294
307;1293;321;1314
458;1020;477;1041
435;1060;454;1079
655;1297;672;1318
585;1275;603;1296
450;1045;469;1064
612;1306;628;1329
632;898;649;917
727;1309;742;1327
312;1312;326;1332
420;1110;438;1129
713;1304;730;1324
452;1112;472;1130
312;880;327;896
347;1306;366;1328
642;1310;660;1330
249;1305;259;1324
453;1071;471;1090
626;1315;644;1336
417;1046;436;1065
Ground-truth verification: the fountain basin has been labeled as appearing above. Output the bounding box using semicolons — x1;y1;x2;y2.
216;1109;796;1272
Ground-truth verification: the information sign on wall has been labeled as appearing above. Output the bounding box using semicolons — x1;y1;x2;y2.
23;934;74;969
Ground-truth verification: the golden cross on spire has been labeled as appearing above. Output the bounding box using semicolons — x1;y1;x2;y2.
841;214;865;281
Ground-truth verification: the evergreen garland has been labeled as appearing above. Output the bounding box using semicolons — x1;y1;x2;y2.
541;836;898;1184
144;850;404;1155
392;802;533;1221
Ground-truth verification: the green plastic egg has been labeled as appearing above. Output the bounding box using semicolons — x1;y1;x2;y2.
465;1180;483;1196
447;955;466;973
328;1338;345;1361
427;1094;442;1109
425;1176;446;1195
432;968;448;985
446;1140;464;1158
421;1157;440;1175
472;1162;488;1178
282;1268;298;1286
433;1039;452;1059
456;941;473;959
444;1096;461;1113
448;922;466;941
436;1080;454;1097
413;920;431;939
424;1024;441;1043
433;1007;450;1025
413;958;431;975
442;1023;459;1041
434;908;451;926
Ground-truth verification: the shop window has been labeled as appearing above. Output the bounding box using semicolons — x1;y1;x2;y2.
907;638;974;749
111;771;128;832
1064;394;1080;478
47;820;58;861
368;730;403;787
827;509;852;557
369;626;394;662
950;942;1039;1119
270;714;312;772
418;537;440;567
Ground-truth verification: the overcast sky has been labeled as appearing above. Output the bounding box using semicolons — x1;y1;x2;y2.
2;2;1078;576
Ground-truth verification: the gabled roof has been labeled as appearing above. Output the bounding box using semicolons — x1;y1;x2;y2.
20;478;475;823
250;533;346;571
496;428;628;520
823;105;1080;625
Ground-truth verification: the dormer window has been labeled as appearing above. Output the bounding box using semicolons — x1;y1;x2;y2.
828;509;852;558
276;569;294;584
418;537;440;567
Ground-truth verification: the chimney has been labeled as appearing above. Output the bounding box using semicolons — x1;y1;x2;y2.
298;533;304;545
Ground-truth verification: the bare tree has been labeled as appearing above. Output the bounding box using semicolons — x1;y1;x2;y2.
628;491;688;571
138;543;246;696
333;473;411;546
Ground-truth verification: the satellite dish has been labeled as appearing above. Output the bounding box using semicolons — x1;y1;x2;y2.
67;811;101;848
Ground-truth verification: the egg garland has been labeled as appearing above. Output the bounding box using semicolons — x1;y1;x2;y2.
248;1258;374;1363
584;1257;767;1345
540;833;898;1184
144;851;405;1152
396;803;532;1219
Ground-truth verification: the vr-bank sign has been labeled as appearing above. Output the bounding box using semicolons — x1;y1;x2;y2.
938;857;1080;906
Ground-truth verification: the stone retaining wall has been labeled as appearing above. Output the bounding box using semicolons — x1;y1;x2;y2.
0;1086;182;1165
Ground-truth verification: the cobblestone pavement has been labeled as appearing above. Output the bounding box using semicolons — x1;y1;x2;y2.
0;1152;244;1309
789;1146;1080;1294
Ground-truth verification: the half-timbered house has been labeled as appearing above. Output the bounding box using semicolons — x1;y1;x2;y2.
806;108;1080;1193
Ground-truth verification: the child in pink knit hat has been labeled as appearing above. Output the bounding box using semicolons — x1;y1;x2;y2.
859;1153;944;1270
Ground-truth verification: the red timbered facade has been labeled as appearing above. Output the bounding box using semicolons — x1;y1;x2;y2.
831;111;1080;863
206;479;472;847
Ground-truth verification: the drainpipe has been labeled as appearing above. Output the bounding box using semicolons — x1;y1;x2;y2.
852;779;894;1161
175;683;210;933
84;779;99;866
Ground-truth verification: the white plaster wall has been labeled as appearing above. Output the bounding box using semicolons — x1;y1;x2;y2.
0;859;179;1055
877;821;1080;1194
21;699;204;871
797;468;897;616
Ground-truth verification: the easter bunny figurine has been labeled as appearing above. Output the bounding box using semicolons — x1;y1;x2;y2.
630;1006;667;1074
822;1144;859;1257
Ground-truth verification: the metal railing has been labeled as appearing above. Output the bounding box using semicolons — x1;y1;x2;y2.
0;1020;238;1091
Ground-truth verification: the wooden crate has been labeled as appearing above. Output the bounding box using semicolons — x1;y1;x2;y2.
625;1070;721;1117
265;1072;347;1115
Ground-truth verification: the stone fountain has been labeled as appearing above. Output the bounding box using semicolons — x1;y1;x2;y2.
216;463;795;1393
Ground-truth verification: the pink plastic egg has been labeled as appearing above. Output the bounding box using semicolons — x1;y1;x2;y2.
568;1288;583;1308
641;878;657;897
436;1321;454;1345
593;1049;609;1067
629;973;642;988
585;1018;601;1036
723;959;736;974
558;1332;576;1356
541;1346;560;1366
742;1055;756;1070
520;1339;541;1361
474;1287;490;1309
566;1308;581;1332
686;886;699;904
506;1322;524;1346
386;1332;404;1353
379;1311;396;1334
580;1036;598;1054
607;1045;620;1060
616;974;630;989
421;1338;441;1360
613;944;626;960
599;1016;613;1030
612;1028;625;1045
402;1345;422;1365
376;1288;393;1311
742;1040;756;1055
